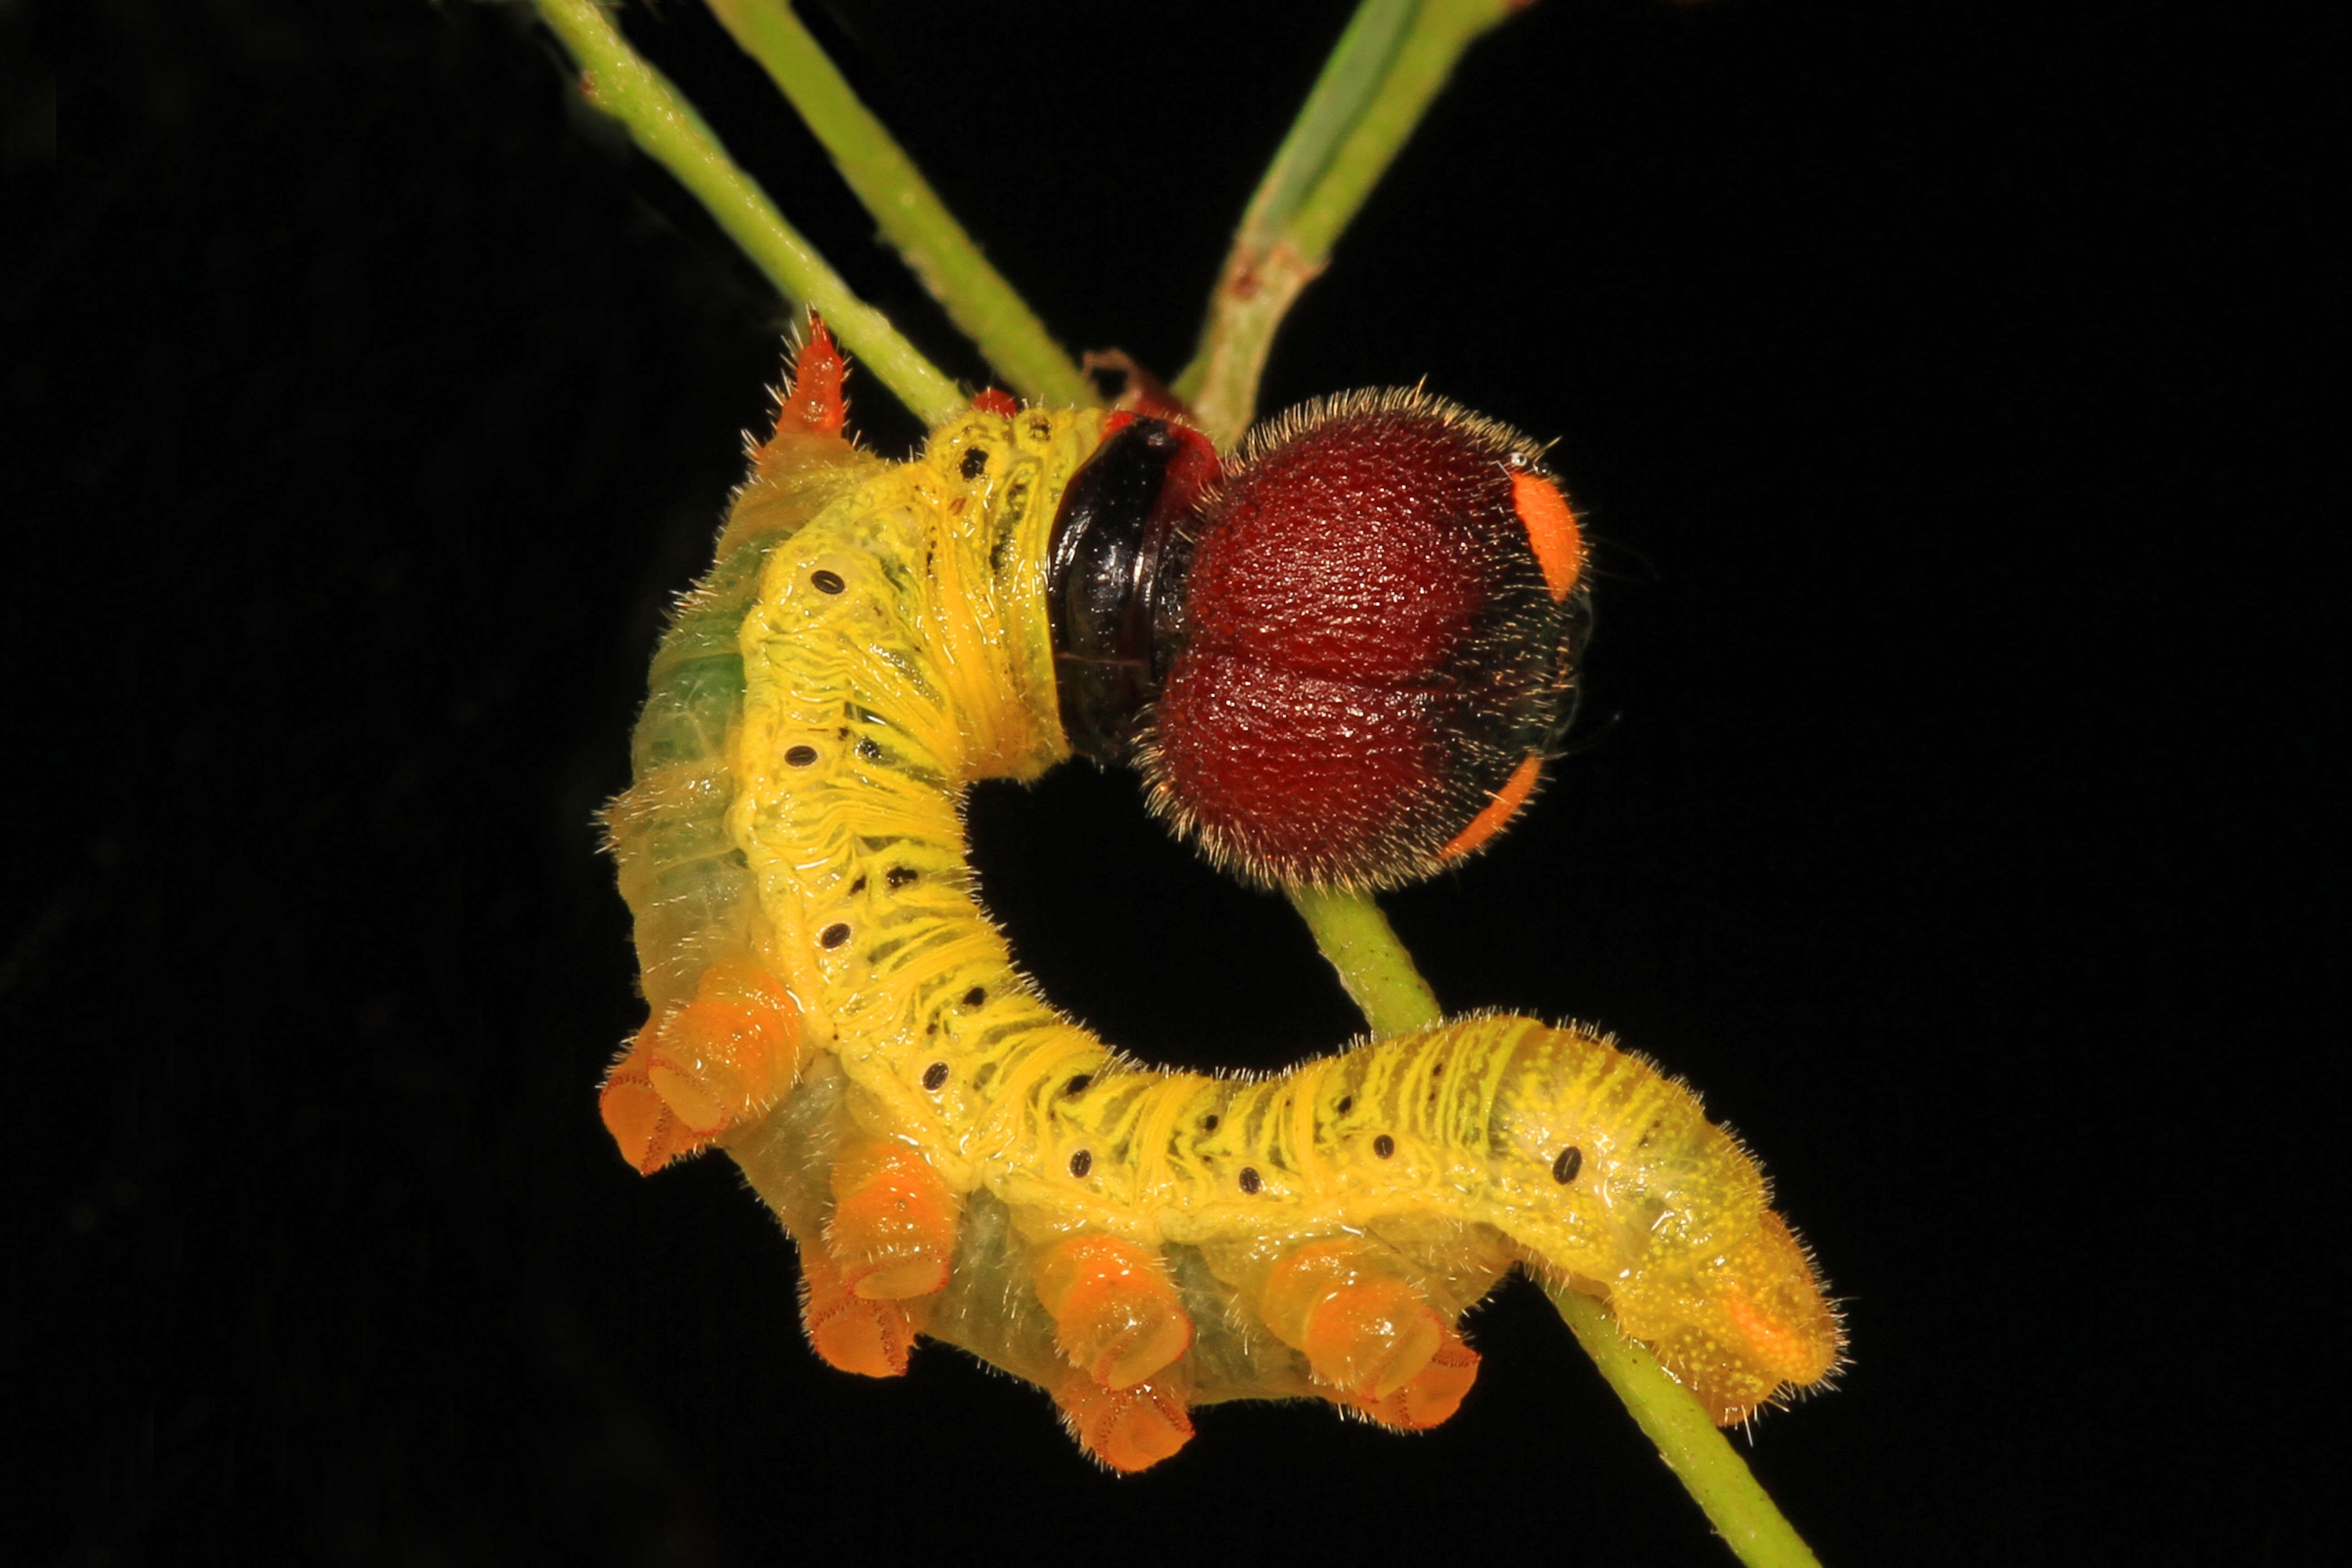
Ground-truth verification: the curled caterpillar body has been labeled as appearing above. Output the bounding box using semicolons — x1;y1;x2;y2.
601;327;1838;1469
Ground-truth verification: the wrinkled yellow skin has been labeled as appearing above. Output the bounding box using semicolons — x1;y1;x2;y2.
605;399;1840;1436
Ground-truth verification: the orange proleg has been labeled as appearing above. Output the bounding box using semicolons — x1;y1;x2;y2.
1049;1364;1196;1474
600;960;803;1175
1255;1239;1481;1429
825;1137;961;1301
799;1249;936;1379
1032;1234;1195;1389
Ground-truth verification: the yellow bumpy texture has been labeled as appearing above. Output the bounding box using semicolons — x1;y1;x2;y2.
606;399;1841;1467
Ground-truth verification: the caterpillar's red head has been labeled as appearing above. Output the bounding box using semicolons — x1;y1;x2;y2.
1048;390;1591;890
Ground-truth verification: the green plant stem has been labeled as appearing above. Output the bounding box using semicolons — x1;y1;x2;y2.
1230;0;1422;257
1287;886;1441;1036
529;0;964;425
703;2;1093;408
1278;0;1513;263
1174;0;1517;445
1548;1283;1827;1568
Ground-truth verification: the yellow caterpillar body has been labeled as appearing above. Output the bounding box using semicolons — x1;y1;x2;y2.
601;383;1840;1470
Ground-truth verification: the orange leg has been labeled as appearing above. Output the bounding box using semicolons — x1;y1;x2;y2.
825;1138;960;1302
599;960;803;1175
1256;1239;1481;1430
799;1250;935;1379
798;1138;958;1380
1049;1363;1195;1474
1030;1235;1197;1468
1341;1315;1480;1431
1032;1235;1195;1389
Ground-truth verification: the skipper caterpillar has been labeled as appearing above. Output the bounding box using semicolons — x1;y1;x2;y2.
599;322;1840;1471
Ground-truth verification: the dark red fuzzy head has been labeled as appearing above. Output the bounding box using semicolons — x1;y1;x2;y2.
1139;389;1589;889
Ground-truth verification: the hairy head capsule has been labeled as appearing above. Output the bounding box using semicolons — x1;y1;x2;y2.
1141;389;1591;889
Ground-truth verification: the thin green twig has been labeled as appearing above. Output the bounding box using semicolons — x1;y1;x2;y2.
1173;0;1517;446
1287;886;1442;1036
529;0;964;425
703;2;1094;407
1278;0;1516;264
1230;0;1424;260
1549;1284;1828;1568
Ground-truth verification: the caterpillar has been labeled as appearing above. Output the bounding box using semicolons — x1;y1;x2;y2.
598;320;1841;1471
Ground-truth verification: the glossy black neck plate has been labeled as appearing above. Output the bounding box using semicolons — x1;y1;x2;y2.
1046;417;1197;766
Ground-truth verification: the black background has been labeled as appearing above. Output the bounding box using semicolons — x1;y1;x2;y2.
20;1;2324;1563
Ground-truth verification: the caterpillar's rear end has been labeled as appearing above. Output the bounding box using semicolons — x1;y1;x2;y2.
1475;1019;1843;1422
595;322;1840;1470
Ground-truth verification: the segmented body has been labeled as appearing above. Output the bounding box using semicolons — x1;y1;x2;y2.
602;381;1839;1467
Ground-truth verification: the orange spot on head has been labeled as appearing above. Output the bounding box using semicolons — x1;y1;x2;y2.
971;388;1019;418
1437;751;1545;862
1509;469;1584;601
